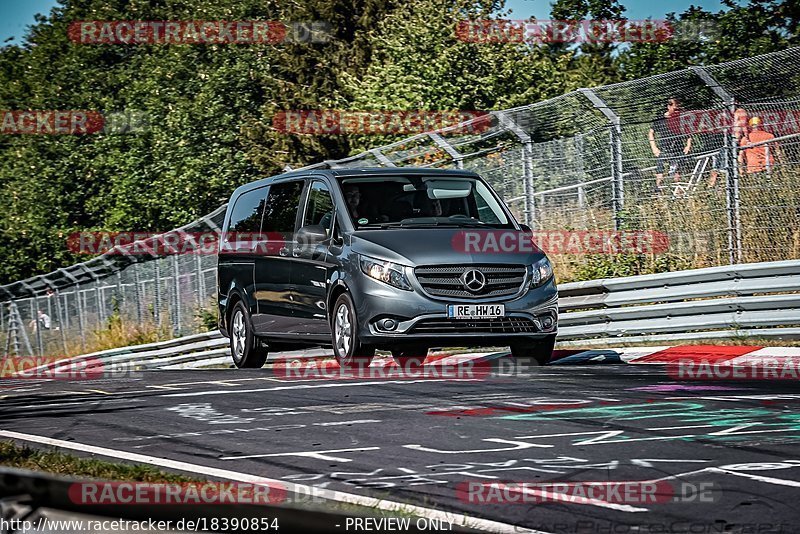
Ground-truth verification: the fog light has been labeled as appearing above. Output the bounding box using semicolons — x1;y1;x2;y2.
380;319;397;331
541;315;554;329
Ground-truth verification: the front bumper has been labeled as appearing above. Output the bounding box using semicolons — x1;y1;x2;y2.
349;270;558;345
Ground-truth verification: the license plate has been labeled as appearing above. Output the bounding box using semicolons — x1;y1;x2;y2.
447;304;505;319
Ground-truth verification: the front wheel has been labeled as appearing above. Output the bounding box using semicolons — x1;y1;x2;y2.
332;293;375;368
510;335;555;366
229;301;269;368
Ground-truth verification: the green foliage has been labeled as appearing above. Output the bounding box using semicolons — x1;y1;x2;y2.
194;297;219;332
0;0;796;285
616;0;800;79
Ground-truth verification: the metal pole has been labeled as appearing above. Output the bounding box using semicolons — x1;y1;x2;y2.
154;259;162;327
172;254;181;336
196;254;205;310
76;285;86;352
492;111;535;227
579;88;624;230
115;272;123;315
133;265;144;323
691;66;741;264
33;295;44;357
54;289;68;354
523;142;534;226
428;132;464;169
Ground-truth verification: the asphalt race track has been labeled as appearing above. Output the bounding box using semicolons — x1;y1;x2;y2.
2;351;800;534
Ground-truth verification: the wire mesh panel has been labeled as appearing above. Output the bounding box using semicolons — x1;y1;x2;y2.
2;48;800;352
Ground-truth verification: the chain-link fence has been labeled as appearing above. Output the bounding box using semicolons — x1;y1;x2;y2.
2;47;799;356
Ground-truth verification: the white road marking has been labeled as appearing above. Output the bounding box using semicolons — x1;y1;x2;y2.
313;419;382;427
0;430;547;534
630;459;711;467
161;379;475;398
710;468;800;487
220;447;381;462
404;438;552;454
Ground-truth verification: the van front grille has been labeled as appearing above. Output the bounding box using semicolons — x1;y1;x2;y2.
409;317;538;334
414;264;526;299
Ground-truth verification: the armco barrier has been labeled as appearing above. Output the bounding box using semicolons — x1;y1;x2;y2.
558;259;800;344
12;258;799;370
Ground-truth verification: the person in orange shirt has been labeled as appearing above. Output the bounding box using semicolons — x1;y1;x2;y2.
739;116;777;174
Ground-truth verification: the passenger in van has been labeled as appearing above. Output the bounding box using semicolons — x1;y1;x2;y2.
343;183;366;220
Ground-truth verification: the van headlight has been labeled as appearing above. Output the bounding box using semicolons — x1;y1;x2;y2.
530;258;553;287
360;255;412;291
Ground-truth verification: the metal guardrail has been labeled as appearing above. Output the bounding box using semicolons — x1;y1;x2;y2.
557;259;800;343
27;330;336;372
17;258;800;369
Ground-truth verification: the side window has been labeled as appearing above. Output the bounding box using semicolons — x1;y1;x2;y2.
261;180;304;236
303;181;334;234
223;187;267;252
227;188;267;233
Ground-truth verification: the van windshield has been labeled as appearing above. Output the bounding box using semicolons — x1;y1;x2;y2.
337;176;514;229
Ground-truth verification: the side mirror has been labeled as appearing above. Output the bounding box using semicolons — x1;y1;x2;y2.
519;224;533;234
296;224;328;245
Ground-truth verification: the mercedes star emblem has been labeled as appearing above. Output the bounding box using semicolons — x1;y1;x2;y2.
460;269;487;292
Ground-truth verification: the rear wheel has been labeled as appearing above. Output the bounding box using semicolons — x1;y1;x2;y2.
229;301;269;369
510;335;555;366
332;293;375;368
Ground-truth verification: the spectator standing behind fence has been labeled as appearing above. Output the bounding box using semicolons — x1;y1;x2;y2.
649;97;692;190
739;117;777;174
708;102;748;188
29;309;51;332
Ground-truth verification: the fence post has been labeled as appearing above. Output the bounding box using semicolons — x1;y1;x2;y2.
32;294;44;357
691;66;741;264
153;257;162;328
115;271;123;314
370;148;396;167
57;267;83;350
579;88;623;230
492;111;535;227
172;254;181;336
131;264;143;324
195;254;205;311
427;132;464;169
41;277;68;355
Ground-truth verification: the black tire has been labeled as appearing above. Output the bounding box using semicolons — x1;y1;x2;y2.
331;293;375;368
391;346;428;367
510;335;556;366
228;301;269;369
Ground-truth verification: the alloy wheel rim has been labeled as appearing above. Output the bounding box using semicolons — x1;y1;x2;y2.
232;310;246;360
334;303;352;357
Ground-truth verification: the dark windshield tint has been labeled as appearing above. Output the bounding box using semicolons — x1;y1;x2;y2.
336;176;512;228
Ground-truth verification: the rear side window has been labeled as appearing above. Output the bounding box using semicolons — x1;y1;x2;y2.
262;180;304;234
227;187;267;233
